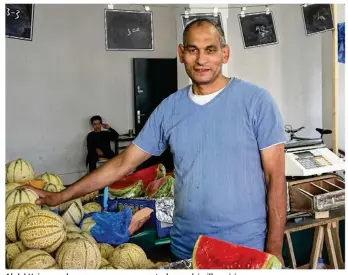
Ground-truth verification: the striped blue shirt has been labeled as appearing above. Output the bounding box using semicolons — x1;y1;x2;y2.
133;78;287;259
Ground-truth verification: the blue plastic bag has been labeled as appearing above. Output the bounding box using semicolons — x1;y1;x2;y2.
86;207;132;246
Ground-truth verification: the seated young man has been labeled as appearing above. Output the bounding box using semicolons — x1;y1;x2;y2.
86;115;119;173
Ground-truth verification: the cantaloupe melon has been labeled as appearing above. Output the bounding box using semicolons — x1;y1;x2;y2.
5;187;39;209
6;241;26;268
61;199;84;225
10;249;58;269
5;183;22;194
83;202;102;214
100;257;110;268
109;243;149;269
65;232;97;244
6;158;35;183
81;190;99;204
80;232;97;244
6;203;41;242
56;239;101;269
66;223;82;233
98;243;114;260
80;216;96;233
37;173;65;192
19;210;67;253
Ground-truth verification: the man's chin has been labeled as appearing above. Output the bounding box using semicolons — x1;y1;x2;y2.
192;78;213;85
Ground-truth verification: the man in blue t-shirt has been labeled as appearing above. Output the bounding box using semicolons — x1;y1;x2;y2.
29;19;287;264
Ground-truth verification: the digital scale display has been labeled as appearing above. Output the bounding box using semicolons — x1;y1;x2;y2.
295;151;332;169
294;151;314;158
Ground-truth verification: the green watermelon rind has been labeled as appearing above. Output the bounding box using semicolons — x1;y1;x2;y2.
109;181;143;198
151;176;175;198
192;235;282;269
156;164;166;180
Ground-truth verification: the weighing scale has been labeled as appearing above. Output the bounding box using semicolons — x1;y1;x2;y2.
285;139;345;177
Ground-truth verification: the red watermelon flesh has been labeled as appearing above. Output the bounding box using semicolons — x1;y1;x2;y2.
192;235;282;269
145;176;174;198
120;164;166;189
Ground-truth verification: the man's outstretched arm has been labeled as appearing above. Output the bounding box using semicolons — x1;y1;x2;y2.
31;144;151;206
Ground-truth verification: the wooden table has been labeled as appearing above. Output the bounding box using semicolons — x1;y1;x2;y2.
284;208;345;269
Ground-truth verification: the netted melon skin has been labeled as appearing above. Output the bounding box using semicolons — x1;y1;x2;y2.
56;238;101;269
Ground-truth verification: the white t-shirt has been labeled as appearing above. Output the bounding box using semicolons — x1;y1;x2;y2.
189;86;224;105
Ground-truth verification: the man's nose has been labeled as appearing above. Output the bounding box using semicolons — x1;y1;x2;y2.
196;51;208;65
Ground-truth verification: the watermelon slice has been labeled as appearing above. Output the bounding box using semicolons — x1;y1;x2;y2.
145;176;174;198
192;235;282;269
121;164;166;189
108;180;143;198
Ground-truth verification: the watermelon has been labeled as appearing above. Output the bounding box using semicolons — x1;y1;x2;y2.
145;176;174;198
109;180;143;198
121;164;166;189
192;235;282;269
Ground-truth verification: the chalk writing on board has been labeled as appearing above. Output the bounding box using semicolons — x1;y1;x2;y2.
301;4;334;35
6;8;21;20
238;12;278;49
127;28;140;36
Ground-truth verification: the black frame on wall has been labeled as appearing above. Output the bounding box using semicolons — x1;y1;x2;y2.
238;11;279;49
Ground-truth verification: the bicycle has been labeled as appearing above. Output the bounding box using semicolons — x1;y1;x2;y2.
284;125;332;142
285;125;345;160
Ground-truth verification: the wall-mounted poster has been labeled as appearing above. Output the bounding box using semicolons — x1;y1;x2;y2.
301;4;334;35
338;22;345;64
238;12;278;49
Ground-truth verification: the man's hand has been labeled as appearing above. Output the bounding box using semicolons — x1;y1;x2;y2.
96;148;104;156
24;185;63;206
102;123;111;130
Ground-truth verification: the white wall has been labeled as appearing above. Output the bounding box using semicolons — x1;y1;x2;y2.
6;4;177;184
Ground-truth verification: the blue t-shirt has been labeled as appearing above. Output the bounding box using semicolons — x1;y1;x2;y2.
133;78;287;259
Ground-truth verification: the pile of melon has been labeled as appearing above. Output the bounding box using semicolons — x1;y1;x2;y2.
5;158;158;269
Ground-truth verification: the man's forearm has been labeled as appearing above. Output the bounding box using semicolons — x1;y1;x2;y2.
60;152;133;202
265;176;287;255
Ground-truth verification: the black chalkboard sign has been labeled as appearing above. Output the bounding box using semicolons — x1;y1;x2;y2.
301;4;334;35
105;9;154;51
238;12;278;49
181;13;224;31
6;4;34;40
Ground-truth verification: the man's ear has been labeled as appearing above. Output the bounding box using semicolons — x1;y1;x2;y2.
178;44;185;63
222;44;230;64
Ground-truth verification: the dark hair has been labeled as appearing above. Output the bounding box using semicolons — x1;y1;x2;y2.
90;115;102;125
183;18;226;47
